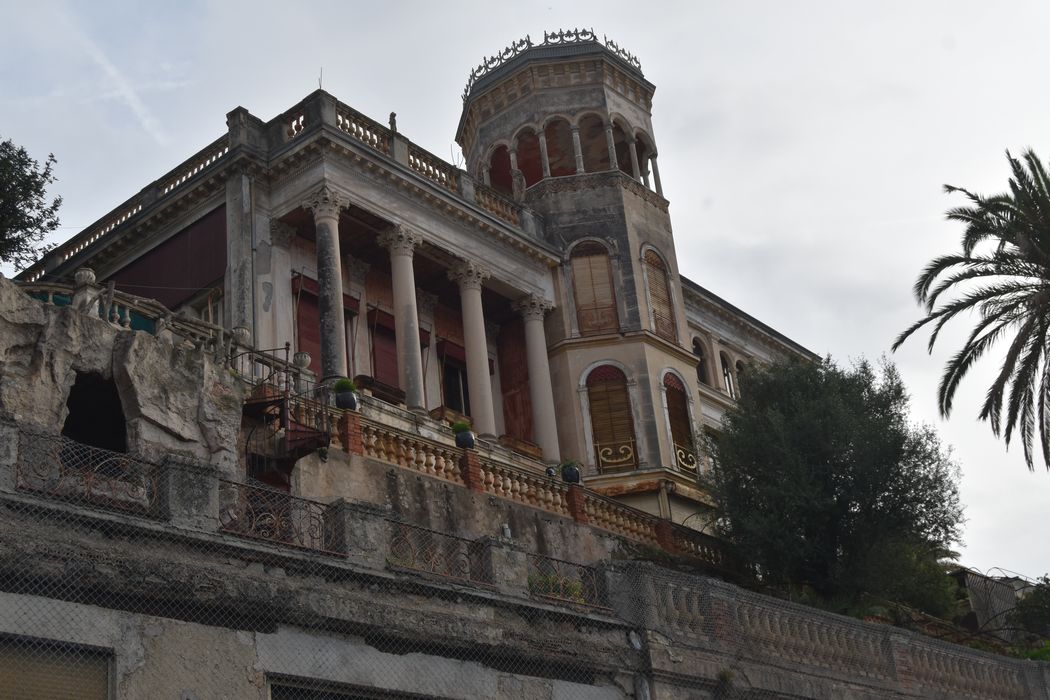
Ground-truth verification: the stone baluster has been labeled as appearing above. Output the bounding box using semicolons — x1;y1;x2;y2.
301;184;349;382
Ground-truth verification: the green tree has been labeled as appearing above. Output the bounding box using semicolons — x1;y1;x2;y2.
704;358;963;615
893;149;1050;471
1011;576;1050;639
0;137;61;271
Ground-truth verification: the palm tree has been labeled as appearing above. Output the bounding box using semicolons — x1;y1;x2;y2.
893;149;1050;471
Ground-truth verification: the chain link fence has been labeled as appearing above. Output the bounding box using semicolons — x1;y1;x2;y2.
0;424;1048;699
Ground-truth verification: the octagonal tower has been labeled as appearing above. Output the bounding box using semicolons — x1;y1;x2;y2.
458;30;706;518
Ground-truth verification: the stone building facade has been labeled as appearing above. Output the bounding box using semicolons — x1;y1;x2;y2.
19;30;814;528
3;30;1049;699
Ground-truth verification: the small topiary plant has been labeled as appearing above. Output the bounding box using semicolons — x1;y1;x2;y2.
451;421;472;434
333;377;357;393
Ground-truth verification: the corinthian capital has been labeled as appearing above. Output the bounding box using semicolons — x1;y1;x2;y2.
448;260;491;291
376;224;422;257
301;184;347;219
512;294;554;321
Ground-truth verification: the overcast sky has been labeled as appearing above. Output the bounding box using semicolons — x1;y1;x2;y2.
2;1;1047;579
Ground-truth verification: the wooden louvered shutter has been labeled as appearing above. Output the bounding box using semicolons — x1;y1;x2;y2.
295;290;322;374
0;640;109;699
587;366;637;470
571;244;619;335
372;325;399;388
644;250;676;341
664;374;696;471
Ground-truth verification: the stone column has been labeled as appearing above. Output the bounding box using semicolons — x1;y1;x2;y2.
449;261;496;438
537;131;551;178
377;225;426;412
301;184;348;382
513;294;559;462
482;165;491;186
627;137;642;181
650;153;663;196
225;172;254;339
509;148;519;173
571;125;585;173
604;124;618;170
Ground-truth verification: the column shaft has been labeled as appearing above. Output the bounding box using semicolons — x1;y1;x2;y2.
571;126;585;173
604;125;618;170
302;185;348;382
628;139;642;181
451;263;496;437
538;132;551;178
379;226;426;412
651;154;663;196
516;296;559;462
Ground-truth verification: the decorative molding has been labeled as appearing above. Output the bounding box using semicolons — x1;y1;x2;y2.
513;294;554;321
301;183;348;220
448;260;491;291
376;224;423;257
269;220;297;249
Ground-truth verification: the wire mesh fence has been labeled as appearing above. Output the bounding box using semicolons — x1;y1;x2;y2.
0;424;1047;699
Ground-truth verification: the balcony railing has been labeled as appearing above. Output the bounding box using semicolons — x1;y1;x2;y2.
387;520;491;585
673;442;698;472
218;479;341;555
594;439;637;472
527;553;608;609
16;431;161;516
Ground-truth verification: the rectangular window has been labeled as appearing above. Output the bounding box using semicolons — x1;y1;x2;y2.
0;636;110;699
442;359;470;416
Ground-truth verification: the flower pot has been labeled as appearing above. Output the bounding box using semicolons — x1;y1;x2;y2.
336;390;358;410
455;430;476;449
560;462;581;484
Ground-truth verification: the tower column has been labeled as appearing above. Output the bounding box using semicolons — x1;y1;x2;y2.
301;184;348;383
514;294;559;462
377;225;426;412
449;261;496;438
538;130;552;178
604;124;618;171
571;125;585;173
651;153;663;196
627;136;642;181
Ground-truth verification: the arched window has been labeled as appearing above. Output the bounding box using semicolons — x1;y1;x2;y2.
514;129;543;187
720;352;736;399
635;133;654;188
664;374;697;471
693;338;710;386
735;361;747;397
644;250;676;341
578;114;609;172
544;119;575;176
571;242;619;335
488;145;513;195
611;122;633;177
587;365;637;472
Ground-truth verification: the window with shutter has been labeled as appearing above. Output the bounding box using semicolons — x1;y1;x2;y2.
644;250;676;341
0;638;110;699
372;324;399;388
664;373;697;471
571;242;619;335
720;352;736;398
586;365;637;471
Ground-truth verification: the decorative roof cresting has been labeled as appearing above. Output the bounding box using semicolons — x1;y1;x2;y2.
462;28;643;102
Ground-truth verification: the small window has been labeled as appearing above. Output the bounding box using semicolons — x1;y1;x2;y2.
587;365;637;471
571;242;619;335
664;374;697;471
693;338;710;386
644;250;676;342
720;352;736;399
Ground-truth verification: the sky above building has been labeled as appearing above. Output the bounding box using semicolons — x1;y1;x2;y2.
2;0;1047;579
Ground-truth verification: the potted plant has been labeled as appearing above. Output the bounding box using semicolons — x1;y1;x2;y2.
333;377;358;410
559;459;582;484
451;420;475;449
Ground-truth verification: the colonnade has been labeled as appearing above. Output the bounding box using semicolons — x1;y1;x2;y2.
300;183;561;460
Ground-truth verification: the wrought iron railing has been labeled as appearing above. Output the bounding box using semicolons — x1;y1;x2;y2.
15;431;161;516
673;442;698;472
218;479;341;555
527;553;608;609
594;439;637;472
387;520;491;585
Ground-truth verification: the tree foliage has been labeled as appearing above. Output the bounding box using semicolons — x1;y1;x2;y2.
893;149;1050;471
705;358;963;615
0;137;61;271
1011;576;1050;639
